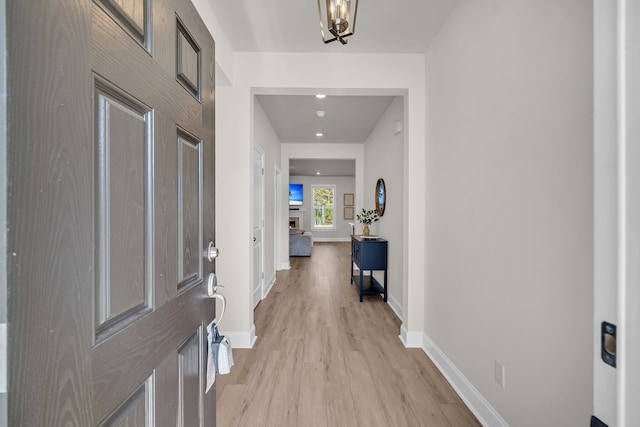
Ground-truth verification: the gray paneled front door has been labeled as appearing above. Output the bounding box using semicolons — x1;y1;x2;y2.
7;0;216;425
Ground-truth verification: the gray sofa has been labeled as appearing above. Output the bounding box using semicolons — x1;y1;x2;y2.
289;229;313;257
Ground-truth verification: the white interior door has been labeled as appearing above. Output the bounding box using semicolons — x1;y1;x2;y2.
253;145;264;308
594;1;640;425
275;166;282;271
594;2;619;424
622;0;640;423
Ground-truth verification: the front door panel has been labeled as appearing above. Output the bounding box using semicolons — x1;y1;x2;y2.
95;80;153;341
7;0;216;425
178;330;203;427
178;132;203;292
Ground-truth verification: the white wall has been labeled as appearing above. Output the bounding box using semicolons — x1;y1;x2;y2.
289;175;354;241
212;84;255;346
191;0;233;84
363;97;404;318
424;1;593;426
193;0;255;346
254;98;281;291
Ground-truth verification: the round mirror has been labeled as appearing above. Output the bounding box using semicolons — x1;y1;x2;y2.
375;178;386;217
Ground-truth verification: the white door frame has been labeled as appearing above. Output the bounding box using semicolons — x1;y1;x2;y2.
594;0;640;424
252;144;265;308
274;165;282;272
620;0;640;423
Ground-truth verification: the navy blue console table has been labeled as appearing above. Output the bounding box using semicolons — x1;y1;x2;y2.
351;236;388;303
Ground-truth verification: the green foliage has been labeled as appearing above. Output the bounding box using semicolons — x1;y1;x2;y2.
313;187;333;207
356;208;379;225
313;187;334;226
314;207;333;225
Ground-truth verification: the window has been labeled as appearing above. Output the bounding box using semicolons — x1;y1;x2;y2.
312;185;336;229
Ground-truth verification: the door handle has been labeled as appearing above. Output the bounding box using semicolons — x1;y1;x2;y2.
212;294;226;326
204;241;219;262
207;273;226;296
206;273;226;325
253;237;256;242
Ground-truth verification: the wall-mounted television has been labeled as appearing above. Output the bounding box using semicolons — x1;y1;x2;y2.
289;183;303;206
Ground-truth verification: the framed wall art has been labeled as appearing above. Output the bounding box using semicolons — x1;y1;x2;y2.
344;193;354;206
344;206;354;220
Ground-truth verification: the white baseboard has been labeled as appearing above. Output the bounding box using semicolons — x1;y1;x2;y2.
399;324;424;348
224;324;256;349
422;334;509;427
387;293;403;320
263;272;276;298
399;324;408;346
312;237;351;242
279;262;291;270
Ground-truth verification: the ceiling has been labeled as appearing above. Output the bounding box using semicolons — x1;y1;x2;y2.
211;1;459;174
290;158;355;177
208;0;460;54
257;94;395;143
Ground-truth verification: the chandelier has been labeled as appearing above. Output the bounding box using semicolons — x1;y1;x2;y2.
317;0;359;45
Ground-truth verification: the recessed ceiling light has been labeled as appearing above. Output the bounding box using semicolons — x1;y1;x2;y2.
316;132;323;137
316;110;326;118
315;94;326;99
316;172;321;175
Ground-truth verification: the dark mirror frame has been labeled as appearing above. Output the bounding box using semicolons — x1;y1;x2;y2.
376;178;386;217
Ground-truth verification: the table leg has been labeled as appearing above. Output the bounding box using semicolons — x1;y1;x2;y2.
383;268;388;302
351;262;354;284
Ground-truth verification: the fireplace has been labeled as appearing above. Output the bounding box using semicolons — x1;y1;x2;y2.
289;217;300;229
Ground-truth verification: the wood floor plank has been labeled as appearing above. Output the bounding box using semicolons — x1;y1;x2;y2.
326;398;358;427
235;350;280;426
397;368;453;427
345;350;392;427
297;362;328;427
441;403;483;427
405;348;465;405
302;310;325;363
323;351;351;401
216;242;480;426
215;384;246;427
360;338;422;427
264;338;303;427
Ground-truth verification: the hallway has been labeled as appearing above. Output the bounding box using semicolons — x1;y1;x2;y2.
216;242;480;426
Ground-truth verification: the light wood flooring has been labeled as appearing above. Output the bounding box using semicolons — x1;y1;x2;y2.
216;242;481;427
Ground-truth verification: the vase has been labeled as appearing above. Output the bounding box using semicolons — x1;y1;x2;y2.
362;224;370;236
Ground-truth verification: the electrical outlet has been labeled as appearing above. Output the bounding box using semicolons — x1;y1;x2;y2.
494;360;506;389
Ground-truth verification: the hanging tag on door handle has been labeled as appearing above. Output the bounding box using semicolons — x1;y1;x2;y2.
601;321;616;368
